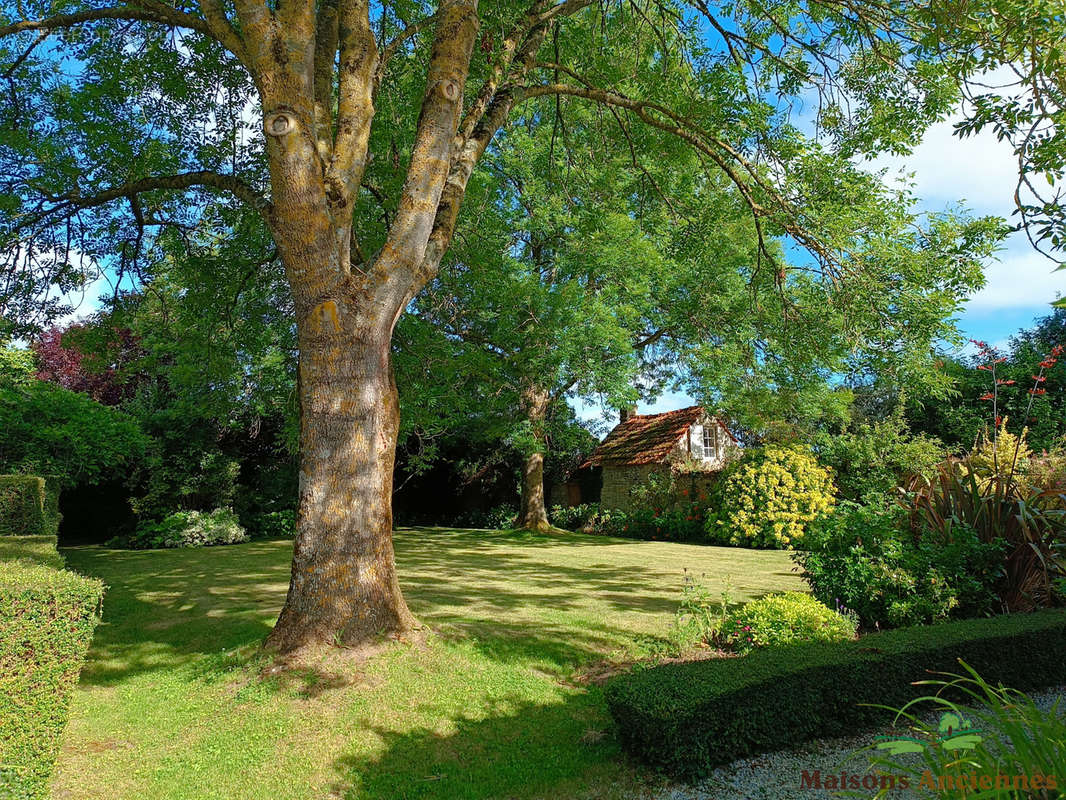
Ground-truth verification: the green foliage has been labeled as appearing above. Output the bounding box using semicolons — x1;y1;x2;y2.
707;446;835;548
672;572;733;650
0;377;146;489
604;609;1066;778
111;508;247;549
903;462;1066;612
547;504;600;532
0;345;34;386
717;592;857;654
0;535;104;799
813;416;945;503
856;662;1066;798
247;509;295;539
908;311;1066;453
0;476;59;538
795;501;1005;629
446;505;517;530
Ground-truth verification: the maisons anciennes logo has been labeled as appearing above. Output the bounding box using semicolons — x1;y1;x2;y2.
799;712;1060;793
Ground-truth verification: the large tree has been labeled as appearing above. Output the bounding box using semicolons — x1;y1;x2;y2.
0;0;1023;651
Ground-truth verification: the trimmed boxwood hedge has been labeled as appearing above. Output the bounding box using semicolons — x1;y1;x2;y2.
605;609;1066;778
0;476;60;538
0;535;103;799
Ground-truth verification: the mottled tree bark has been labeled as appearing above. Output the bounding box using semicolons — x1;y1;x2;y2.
517;387;552;532
265;298;418;651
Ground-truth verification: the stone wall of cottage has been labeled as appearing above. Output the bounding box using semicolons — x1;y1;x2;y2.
600;464;666;511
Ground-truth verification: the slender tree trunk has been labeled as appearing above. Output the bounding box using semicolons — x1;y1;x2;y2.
517;387;552;532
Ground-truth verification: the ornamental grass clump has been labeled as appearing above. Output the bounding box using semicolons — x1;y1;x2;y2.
707;446;835;548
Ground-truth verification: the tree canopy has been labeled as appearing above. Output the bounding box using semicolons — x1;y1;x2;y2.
0;0;1055;651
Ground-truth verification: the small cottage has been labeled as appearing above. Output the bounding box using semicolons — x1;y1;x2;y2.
553;405;741;511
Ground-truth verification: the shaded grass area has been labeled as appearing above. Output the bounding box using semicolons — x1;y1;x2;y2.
53;527;802;800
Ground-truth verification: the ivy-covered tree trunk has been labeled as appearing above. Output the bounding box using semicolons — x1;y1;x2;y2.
517;387;551;532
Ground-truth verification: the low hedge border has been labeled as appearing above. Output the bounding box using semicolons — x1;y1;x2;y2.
605;609;1066;778
0;535;104;799
0;476;60;538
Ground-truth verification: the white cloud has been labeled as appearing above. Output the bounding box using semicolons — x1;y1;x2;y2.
966;244;1064;312
858;83;1061;314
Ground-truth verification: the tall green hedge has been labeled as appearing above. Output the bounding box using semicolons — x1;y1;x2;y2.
0;476;60;538
605;609;1066;778
0;535;103;799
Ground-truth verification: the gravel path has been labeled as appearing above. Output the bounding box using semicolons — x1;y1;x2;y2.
650;686;1066;800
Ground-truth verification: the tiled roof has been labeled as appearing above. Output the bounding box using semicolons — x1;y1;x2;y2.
582;406;706;467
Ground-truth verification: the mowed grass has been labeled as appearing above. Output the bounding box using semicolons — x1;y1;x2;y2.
53;527;803;800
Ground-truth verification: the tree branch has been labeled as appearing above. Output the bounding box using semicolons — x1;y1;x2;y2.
20;171;270;232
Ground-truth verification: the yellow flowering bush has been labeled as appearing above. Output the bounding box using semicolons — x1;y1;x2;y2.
708;446;835;549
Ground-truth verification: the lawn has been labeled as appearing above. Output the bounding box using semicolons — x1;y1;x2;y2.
52;528;802;800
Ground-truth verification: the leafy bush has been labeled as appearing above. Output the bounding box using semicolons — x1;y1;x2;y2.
112;508;248;549
717;592;856;653
447;504;517;530
0;378;146;488
706;446;835;548
813;417;944;503
248;509;295;539
548;503;600;531
903;462;1066;612
0;476;60;537
605;609;1066;778
795;501;1005;629
0;536;104;799
857;662;1066;796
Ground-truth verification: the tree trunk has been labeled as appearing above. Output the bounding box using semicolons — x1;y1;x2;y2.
265;290;417;653
517;387;552;532
518;450;551;532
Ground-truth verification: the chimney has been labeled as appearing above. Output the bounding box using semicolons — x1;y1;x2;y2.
619;405;638;423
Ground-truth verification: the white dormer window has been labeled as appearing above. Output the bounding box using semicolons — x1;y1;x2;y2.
701;426;718;460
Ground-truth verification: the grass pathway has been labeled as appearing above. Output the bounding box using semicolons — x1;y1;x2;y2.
53;528;802;800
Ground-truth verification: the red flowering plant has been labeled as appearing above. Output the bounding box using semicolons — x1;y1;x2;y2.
969;339;1063;486
901;340;1066;611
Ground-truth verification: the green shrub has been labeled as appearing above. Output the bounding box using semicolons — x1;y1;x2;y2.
449;504;517;529
111;508;248;549
248;509;295;539
717;592;857;653
0;476;60;538
605;609;1066;778
0;379;146;489
548;503;600;531
0;536;104;799
794;501;1005;629
903;461;1066;613
706;446;835;548
813;417;944;503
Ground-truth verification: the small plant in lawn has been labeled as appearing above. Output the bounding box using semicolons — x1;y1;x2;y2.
672;571;733;649
716;591;856;653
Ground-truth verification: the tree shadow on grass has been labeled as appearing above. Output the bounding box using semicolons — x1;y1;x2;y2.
330;688;651;800
60;541;291;686
59;529;795;689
